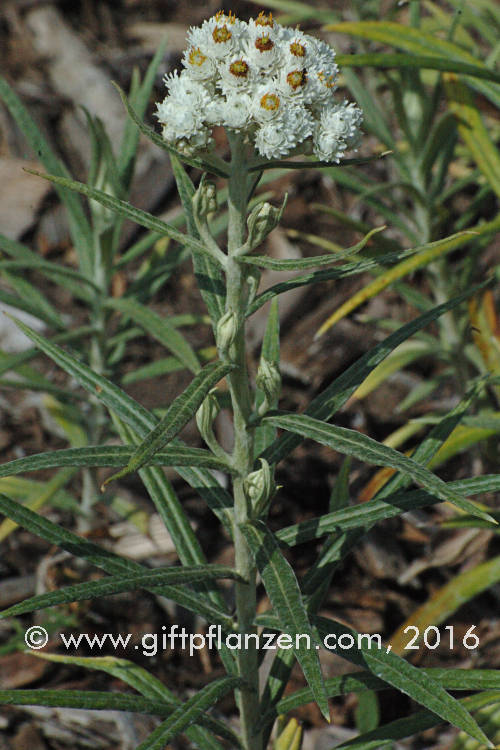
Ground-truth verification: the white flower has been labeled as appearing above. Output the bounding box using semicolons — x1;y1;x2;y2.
154;10;361;162
313;101;363;162
250;84;283;123
255;118;297;159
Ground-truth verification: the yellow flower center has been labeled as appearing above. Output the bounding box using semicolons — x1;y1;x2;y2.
213;24;232;43
290;41;306;57
260;92;280;111
317;70;335;89
215;10;236;24
287;69;307;90
255;10;274;27
229;59;249;77
255;35;274;52
188;47;207;67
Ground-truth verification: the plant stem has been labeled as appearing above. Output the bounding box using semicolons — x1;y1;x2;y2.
224;133;262;750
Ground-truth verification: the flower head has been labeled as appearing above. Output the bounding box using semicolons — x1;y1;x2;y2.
155;10;362;160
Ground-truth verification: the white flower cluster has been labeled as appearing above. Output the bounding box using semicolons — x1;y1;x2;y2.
155;10;362;162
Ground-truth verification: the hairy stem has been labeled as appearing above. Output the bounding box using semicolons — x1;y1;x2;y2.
224;133;262;750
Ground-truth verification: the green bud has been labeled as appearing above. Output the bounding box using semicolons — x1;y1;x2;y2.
246;201;281;251
244;458;276;516
216;310;238;355
195;388;220;443
192;175;217;219
256;358;281;415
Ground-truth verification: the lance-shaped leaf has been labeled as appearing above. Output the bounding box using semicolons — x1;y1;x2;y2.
0;493;232;628
260;282;490;468
240;520;329;721
329;691;500;750
264;412;496;524
102;361;233;488
135;676;244;750
0;445;234;479
276;475;500;547
30;653;235;749
1;564;243;618
256;612;491;748
23;169;225;266
105;297;201;374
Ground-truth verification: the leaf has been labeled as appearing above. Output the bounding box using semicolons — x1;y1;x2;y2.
23;169;222;264
444;75;500;200
265;412;496;524
0;76;93;275
239;227;385;270
30;653;234;749
240;520;329;720
389;555;500;655
272;669;500;718
105;297;200;373
169;153;226;322
267;612;491;747
331;691;500;750
135;676;244;750
325;22;500;109
336;52;500;84
1;564;243;618
254;298;280;459
102;361;233;487
276;475;500;546
315;230;481;336
260;281;491;467
0;494;232;627
0;445;234;478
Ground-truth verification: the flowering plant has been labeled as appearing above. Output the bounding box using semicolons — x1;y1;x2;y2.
0;5;498;750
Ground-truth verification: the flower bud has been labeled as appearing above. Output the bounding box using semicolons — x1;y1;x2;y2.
192;175;218;220
244;458;276;515
216;310;238;355
256;358;281;415
246;201;281;251
196;388;220;442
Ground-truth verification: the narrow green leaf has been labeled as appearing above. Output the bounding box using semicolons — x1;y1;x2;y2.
326;22;500;109
0;76;93;275
0;271;65;330
0;689;175;715
331;691;500;750
24;169;222;264
257;612;491;747
265;412;496;524
254;297;281;459
0;445;233;478
315;230;481;336
276;475;500;547
336;52;500;84
105;297;200;374
169;153;226;321
1;564;242;618
240;520;329;720
271;669;500;719
260;281;491;467
135;676;244;750
30;653;234;749
0;494;232;627
445;76;500;200
239;227;385;271
102;361;233;487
